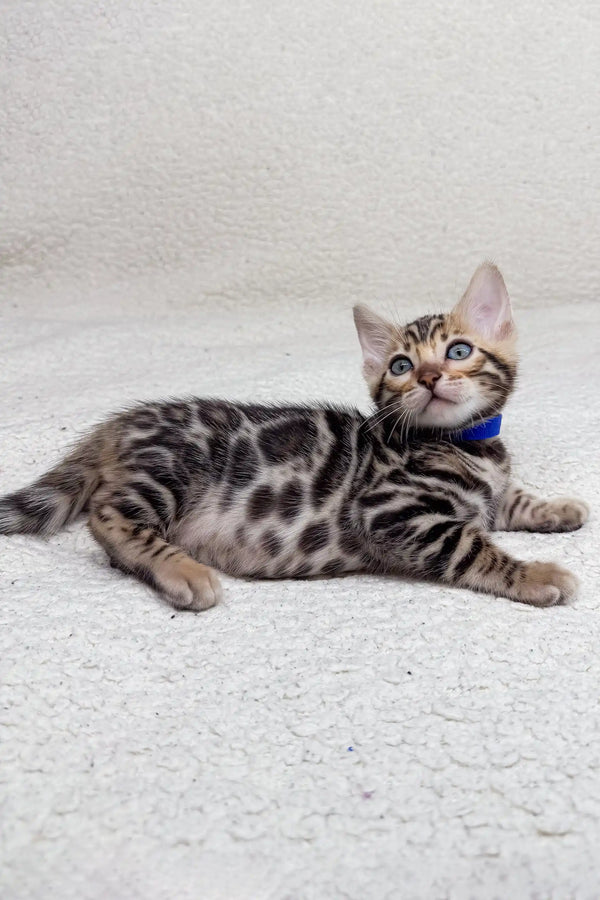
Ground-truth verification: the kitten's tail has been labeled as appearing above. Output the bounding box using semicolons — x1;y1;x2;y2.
0;437;101;537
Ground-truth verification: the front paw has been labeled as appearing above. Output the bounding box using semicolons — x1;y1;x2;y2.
516;560;579;607
534;498;590;533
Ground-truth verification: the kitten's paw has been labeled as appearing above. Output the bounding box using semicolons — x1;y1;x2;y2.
534;498;590;533
516;561;579;607
159;558;222;611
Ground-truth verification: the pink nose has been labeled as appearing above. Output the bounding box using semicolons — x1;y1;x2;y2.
418;370;441;391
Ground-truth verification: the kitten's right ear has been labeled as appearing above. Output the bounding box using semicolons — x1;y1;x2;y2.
353;305;394;375
454;262;515;342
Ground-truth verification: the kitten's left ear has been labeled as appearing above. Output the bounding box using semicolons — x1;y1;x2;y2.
453;262;515;341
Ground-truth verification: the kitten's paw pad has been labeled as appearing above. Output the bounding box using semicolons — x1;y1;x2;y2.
518;561;579;607
535;498;590;532
160;559;222;611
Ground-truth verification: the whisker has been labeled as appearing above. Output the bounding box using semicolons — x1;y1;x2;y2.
363;401;404;433
388;405;414;445
361;401;399;428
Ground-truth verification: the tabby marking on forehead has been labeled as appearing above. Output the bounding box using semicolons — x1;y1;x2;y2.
403;314;446;344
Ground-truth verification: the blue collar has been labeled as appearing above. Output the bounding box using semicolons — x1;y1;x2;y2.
453;414;502;442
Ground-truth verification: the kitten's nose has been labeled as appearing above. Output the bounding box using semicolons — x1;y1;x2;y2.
418;370;441;391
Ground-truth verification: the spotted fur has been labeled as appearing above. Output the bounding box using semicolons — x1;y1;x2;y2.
0;264;588;610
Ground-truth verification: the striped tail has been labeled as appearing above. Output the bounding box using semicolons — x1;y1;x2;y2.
0;444;100;536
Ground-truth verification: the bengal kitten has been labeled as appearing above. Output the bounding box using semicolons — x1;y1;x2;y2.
0;264;588;610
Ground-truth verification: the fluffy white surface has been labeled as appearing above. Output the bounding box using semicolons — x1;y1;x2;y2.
1;290;599;899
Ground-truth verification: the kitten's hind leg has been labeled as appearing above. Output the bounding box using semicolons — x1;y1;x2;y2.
495;484;589;533
89;499;222;611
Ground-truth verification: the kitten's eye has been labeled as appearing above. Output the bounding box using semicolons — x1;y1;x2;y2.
446;342;473;361
389;356;413;376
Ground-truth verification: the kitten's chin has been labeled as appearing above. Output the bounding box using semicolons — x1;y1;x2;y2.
415;397;481;431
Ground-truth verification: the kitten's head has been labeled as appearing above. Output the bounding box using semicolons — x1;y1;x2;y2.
353;262;517;435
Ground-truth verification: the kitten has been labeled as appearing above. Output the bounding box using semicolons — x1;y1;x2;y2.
0;263;588;610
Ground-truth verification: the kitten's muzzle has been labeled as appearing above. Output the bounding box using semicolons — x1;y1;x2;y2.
417;368;441;391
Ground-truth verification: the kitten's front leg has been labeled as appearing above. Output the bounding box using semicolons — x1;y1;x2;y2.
370;518;578;606
495;484;589;533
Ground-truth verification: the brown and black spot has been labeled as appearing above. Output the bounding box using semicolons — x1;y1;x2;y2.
242;404;287;425
452;534;485;580
457;438;507;464
178;440;207;474
94;506;112;525
339;530;364;557
418;493;455;517
134;451;187;515
426;524;464;578
113;495;157;525
359;490;397;508
387;468;409;486
127;479;172;523
129;408;161;430
260;529;283;557
420;518;459;547
298;521;330;554
196;399;243;431
133;446;173;471
151;425;189;454
505;489;524;523
288;563;314;579
372;439;392;464
247;484;276;519
207;432;230;480
259;417;318;463
370;503;429;542
319;558;346;577
161;402;193;428
420;466;492;501
312;410;352;505
228;437;259;488
278;479;304;520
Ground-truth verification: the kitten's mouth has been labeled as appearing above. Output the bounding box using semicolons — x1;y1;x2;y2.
424;393;456;408
415;390;479;431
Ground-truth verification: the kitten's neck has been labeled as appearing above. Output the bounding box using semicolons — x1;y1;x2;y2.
380;414;503;448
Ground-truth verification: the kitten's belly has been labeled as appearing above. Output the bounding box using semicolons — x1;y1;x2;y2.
172;488;360;579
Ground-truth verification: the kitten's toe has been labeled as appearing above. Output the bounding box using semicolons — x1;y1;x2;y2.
516;561;579;607
537;498;590;532
558;498;590;530
159;558;222;611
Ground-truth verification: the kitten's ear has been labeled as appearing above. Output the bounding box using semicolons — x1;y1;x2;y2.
453;263;515;341
353;305;394;374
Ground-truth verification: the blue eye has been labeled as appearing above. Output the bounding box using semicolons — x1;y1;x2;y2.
390;356;413;376
447;342;473;361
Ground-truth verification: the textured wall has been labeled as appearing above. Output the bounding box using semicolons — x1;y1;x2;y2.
2;0;600;309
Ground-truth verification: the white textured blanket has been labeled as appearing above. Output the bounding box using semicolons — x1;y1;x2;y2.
1;293;598;899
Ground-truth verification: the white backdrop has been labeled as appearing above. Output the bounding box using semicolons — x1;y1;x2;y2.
2;0;599;311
